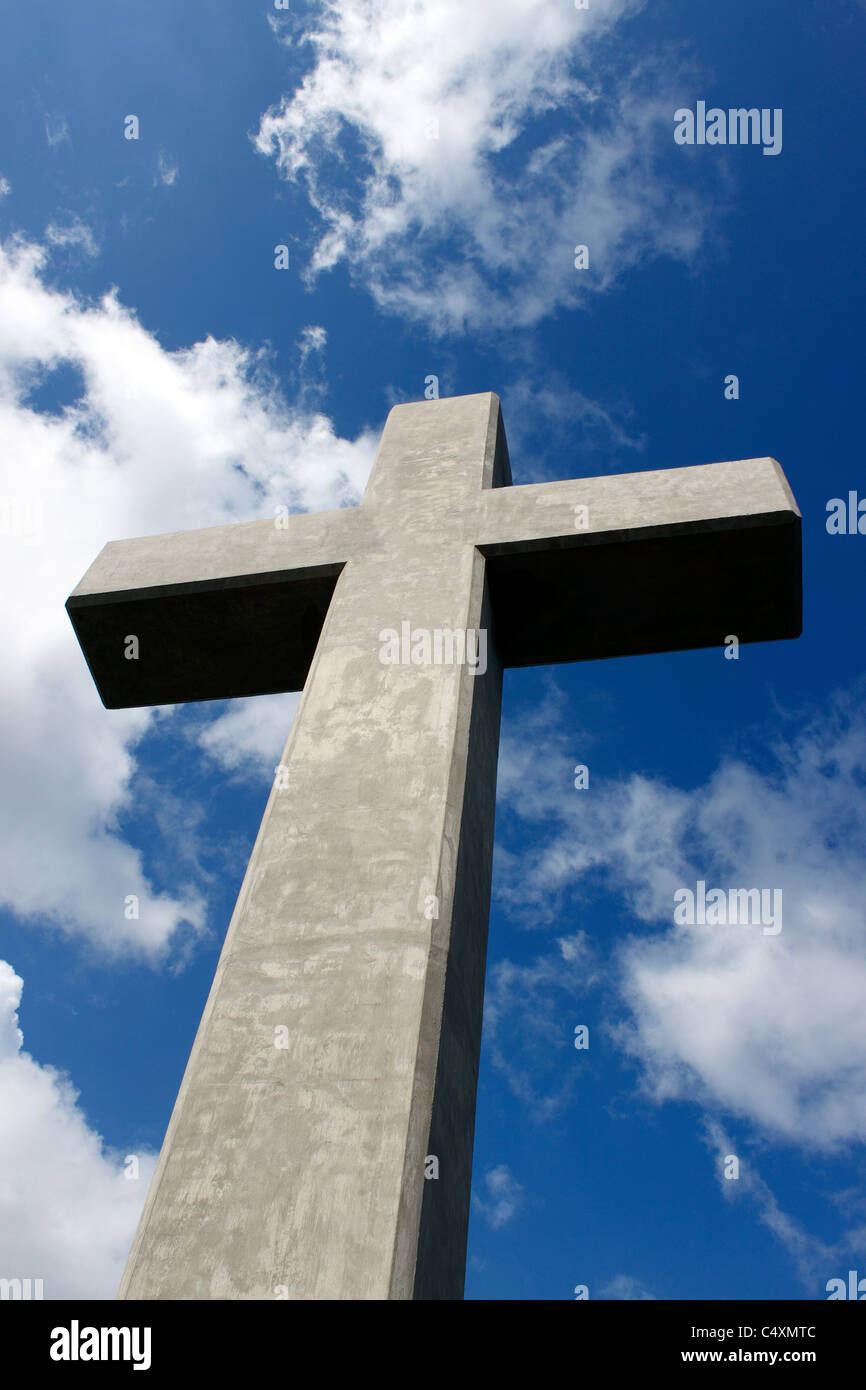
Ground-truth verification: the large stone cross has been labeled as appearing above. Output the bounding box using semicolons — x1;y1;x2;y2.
66;393;801;1300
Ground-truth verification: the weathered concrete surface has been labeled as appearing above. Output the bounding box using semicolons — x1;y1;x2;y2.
65;393;802;1300
67;439;800;709
115;394;510;1300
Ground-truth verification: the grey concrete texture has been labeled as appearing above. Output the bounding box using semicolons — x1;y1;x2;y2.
115;394;509;1300
67;400;800;708
65;393;802;1300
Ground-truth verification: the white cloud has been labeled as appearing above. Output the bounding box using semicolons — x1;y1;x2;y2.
0;234;379;960
155;152;178;187
495;684;866;1152
483;931;599;1119
0;177;11;198
198;692;300;777
501;371;647;481
293;325;330;409
0;961;156;1297
44;114;70;149
45;218;100;258
473;1163;525;1230
298;324;327;365
699;1117;852;1291
599;1273;657;1300
255;0;711;332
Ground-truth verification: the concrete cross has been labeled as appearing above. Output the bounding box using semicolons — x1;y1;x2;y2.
66;393;801;1300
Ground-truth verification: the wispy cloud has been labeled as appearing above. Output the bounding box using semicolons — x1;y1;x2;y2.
45;218;100;258
483;932;599;1119
473;1164;525;1229
700;1117;866;1293
599;1273;657;1300
154;151;178;187
44;114;70;149
501;371;647;483
291;324;330;409
495;683;866;1152
298;324;327;366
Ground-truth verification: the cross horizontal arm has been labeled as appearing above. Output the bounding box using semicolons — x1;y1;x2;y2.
477;458;802;667
66;507;363;708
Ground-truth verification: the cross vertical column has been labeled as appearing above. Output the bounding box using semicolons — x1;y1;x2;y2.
117;396;509;1300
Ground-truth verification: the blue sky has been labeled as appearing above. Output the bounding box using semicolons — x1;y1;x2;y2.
0;0;865;1300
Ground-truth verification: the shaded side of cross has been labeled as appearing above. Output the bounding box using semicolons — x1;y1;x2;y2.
66;393;801;1300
